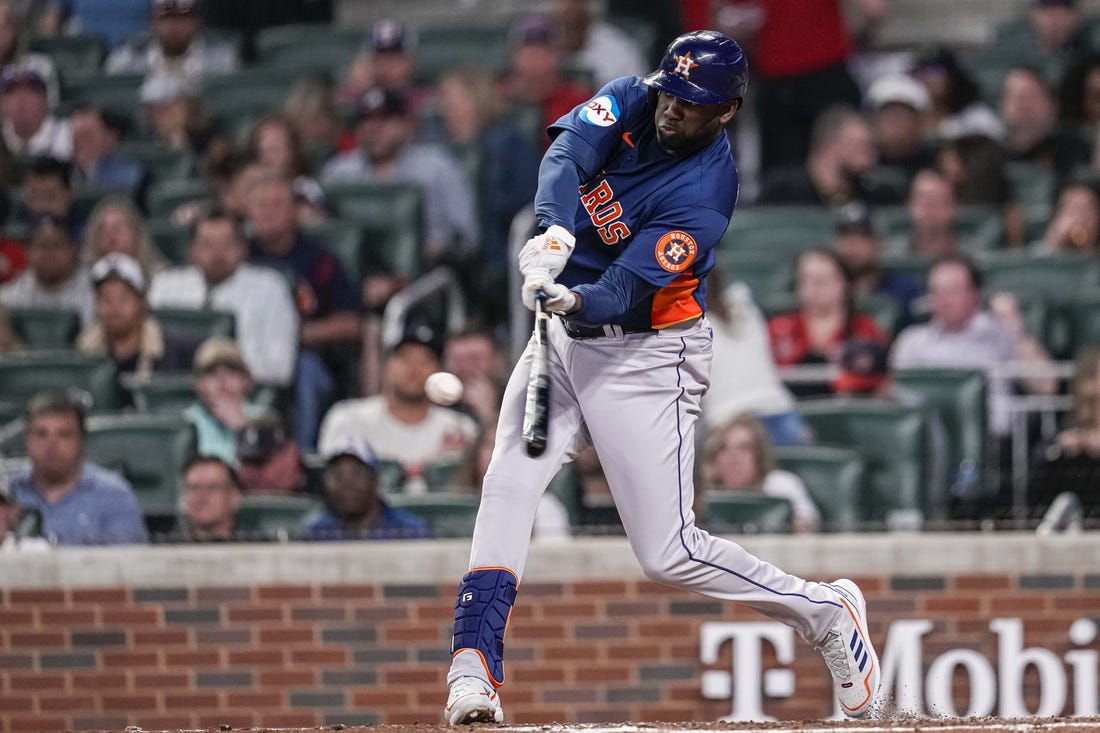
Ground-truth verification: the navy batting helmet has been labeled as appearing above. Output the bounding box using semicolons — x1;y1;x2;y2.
643;30;748;105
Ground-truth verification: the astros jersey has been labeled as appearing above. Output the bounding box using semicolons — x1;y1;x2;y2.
542;76;739;329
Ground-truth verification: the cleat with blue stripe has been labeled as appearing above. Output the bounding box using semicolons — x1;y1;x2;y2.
816;578;880;718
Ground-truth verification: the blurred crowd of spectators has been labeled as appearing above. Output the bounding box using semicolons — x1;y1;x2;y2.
2;0;1100;548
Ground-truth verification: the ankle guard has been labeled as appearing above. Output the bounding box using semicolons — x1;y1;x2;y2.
450;567;518;686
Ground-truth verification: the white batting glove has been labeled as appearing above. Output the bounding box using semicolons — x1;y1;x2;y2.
518;225;575;278
521;268;578;315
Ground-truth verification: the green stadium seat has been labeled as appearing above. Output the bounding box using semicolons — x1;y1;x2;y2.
413;25;511;84
1065;294;1100;358
60;74;143;126
202;73;290;131
798;399;927;524
72;185;118;220
876;204;1003;253
322;181;424;278
151;308;235;344
716;250;792;303
146;178;211;219
723;206;834;253
774;445;866;532
423;457;464;491
128;374;195;414
386;492;481;537
893;368;989;512
29;35;105;81
856;291;903;336
1007;162;1056;208
235;494;324;540
117;141;192;183
256;24;363;73
84;413;196;517
978;252;1100;296
377;459;406;493
147;218;191;264
7;307;81;350
881;253;932;287
700;492;794;534
302;219;367;282
0;352;120;411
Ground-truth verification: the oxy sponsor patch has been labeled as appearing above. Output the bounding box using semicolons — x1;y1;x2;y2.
580;95;619;126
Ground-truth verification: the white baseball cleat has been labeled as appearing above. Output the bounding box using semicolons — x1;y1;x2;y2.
444;676;504;725
817;578;880;718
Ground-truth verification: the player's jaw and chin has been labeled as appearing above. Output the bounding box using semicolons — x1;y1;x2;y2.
653;91;739;155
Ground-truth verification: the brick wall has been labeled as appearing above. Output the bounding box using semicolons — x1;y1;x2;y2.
3;570;1099;731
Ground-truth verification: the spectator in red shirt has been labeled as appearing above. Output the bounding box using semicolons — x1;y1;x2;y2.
767;247;888;396
499;14;592;149
718;0;886;170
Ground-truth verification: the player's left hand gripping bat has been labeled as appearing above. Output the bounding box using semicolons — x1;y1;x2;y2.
523;291;550;457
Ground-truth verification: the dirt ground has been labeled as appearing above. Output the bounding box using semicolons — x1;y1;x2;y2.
102;717;1100;733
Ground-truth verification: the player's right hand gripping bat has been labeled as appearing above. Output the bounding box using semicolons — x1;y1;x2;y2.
523;291;550;457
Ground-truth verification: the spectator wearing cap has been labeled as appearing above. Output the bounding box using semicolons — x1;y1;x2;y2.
70;104;148;201
235;413;305;495
304;436;432;540
149;207;299;386
184;336;269;463
831;200;921;329
177;454;241;541
1000;65;1091;191
106;0;238;84
554;0;647;89
10;389;148;545
77;253;196;404
245;175;359;450
499;13;592;148
911;46;1005;142
340;19;431;115
866;74;937;185
320;85;478;268
0;214;93;326
0;57;70;159
318;328;479;487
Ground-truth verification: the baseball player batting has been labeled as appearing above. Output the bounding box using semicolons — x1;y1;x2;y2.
444;30;880;724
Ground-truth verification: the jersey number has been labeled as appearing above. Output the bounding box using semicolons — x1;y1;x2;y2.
580;180;632;246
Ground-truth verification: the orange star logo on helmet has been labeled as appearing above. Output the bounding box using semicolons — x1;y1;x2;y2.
673;51;699;79
655;231;697;273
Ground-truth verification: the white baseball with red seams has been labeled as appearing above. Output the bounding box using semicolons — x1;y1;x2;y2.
425;371;464;406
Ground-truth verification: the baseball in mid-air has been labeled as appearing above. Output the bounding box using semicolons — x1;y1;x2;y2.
425;371;464;406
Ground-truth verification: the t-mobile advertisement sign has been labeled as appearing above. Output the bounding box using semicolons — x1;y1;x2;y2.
700;618;1099;720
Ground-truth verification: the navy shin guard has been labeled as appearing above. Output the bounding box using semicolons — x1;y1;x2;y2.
450;567;518;686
